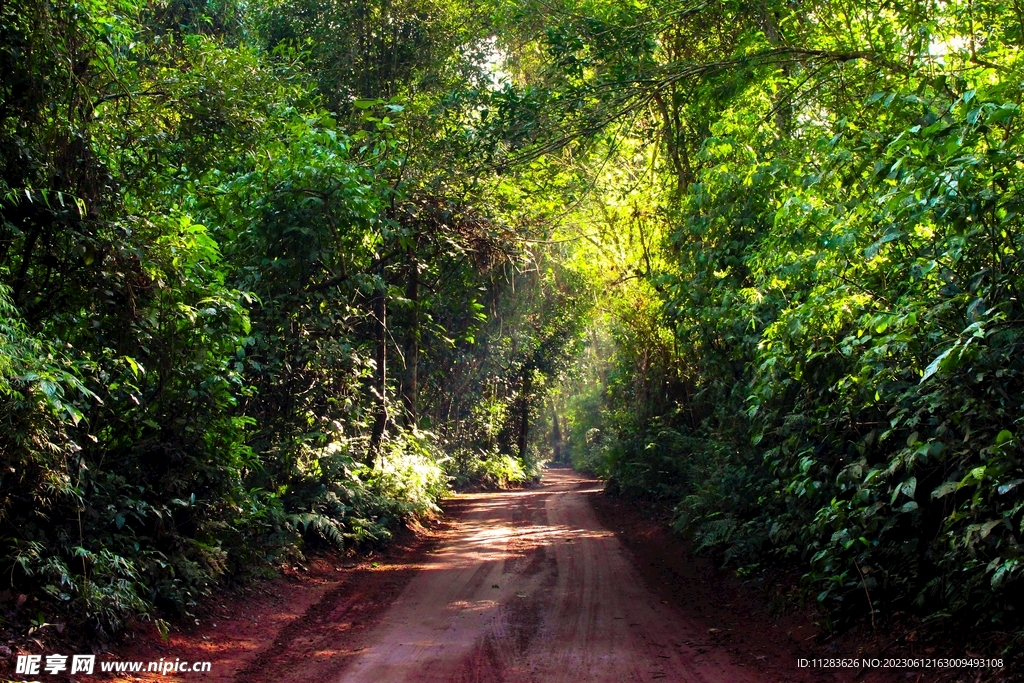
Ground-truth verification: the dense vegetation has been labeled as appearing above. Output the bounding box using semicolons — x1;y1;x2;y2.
543;0;1024;642
3;0;1024;649
0;0;588;635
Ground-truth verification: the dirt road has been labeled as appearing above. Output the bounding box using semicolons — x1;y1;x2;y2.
332;469;761;683
89;468;1005;683
105;469;822;683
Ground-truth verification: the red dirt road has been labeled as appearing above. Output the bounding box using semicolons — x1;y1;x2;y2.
101;469;826;683
59;469;1014;683
333;469;760;683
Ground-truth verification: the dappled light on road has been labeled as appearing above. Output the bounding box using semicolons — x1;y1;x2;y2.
334;469;763;683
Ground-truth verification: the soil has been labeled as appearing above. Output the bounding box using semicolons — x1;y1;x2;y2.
8;468;1015;682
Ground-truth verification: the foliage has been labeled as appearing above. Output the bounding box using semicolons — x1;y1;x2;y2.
448;446;530;489
13;0;1023;647
522;0;1024;639
0;0;585;636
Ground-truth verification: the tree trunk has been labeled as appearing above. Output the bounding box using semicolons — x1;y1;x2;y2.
551;403;563;463
400;259;419;425
369;259;388;455
517;366;531;460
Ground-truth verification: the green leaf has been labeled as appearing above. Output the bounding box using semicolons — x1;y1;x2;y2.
987;103;1017;123
124;356;143;377
980;519;1002;539
921;345;955;382
959;466;987;489
931;480;958;499
156;619;170;643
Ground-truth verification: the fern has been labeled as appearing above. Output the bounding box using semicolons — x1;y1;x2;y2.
286;512;346;548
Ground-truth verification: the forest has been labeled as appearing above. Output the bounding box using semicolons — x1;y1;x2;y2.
1;0;1023;656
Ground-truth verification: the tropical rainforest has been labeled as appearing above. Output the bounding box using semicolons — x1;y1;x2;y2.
2;0;1023;650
